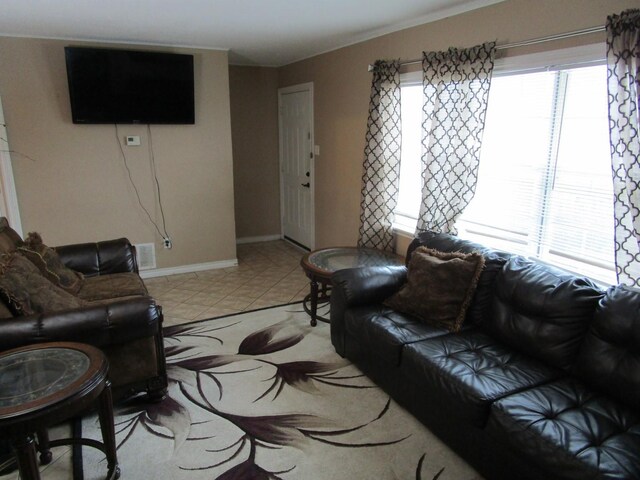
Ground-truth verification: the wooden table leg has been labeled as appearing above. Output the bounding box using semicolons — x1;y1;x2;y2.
12;435;41;480
97;381;120;480
310;280;319;327
36;429;52;465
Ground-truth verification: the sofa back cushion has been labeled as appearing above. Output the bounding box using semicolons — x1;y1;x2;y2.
488;256;603;371
407;231;511;326
575;285;640;410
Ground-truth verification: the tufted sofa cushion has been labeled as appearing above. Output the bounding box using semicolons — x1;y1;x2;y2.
344;304;472;367
487;256;603;371
487;379;640;480
574;285;640;410
401;330;561;427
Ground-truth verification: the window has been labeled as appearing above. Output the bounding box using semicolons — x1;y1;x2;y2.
396;46;616;285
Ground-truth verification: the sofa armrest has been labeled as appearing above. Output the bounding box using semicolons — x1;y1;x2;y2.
55;238;139;276
0;297;161;352
330;265;407;356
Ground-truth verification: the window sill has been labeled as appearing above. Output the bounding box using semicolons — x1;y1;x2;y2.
393;224;415;239
393;212;417;239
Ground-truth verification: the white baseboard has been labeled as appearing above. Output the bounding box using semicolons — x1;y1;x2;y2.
236;234;282;245
140;258;238;279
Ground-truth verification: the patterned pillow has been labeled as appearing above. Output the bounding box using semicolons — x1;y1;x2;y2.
0;217;24;254
0;300;13;319
18;232;84;295
384;246;485;332
0;252;88;315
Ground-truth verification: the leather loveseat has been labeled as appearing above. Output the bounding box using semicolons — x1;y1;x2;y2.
0;218;167;402
330;231;640;480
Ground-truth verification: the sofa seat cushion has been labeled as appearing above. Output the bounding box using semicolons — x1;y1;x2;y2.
487;379;640;480
344;304;471;366
77;272;148;301
402;330;562;427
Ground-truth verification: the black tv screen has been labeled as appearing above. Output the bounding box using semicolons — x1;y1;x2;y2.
65;47;195;124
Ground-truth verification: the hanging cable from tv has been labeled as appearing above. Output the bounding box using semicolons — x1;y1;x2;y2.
115;124;172;248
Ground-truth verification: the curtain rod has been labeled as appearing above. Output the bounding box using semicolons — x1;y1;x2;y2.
368;25;605;71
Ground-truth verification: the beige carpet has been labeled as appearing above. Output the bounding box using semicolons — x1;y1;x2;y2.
83;303;481;479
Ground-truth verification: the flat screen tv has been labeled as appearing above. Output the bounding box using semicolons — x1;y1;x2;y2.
65;46;195;124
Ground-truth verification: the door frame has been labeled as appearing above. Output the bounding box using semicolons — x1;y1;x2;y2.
278;82;315;250
0;96;22;236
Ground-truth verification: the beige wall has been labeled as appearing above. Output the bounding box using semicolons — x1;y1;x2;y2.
278;0;638;250
228;66;281;240
0;37;236;269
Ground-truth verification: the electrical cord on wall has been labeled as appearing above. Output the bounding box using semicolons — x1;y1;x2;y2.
0;124;37;162
114;124;171;243
147;124;170;240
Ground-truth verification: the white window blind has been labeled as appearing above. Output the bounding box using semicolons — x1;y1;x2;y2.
396;46;615;285
456;65;615;284
396;82;423;222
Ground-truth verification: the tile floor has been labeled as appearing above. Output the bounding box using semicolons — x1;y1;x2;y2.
145;240;310;328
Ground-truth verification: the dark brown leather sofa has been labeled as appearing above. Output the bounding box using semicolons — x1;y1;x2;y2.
330;231;640;480
0;221;167;402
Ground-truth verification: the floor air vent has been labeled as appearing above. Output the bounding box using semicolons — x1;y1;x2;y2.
135;243;156;270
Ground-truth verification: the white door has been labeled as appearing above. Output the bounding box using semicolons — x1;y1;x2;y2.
279;83;314;249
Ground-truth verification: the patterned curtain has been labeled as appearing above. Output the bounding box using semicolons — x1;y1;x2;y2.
357;60;402;251
416;42;496;234
607;9;640;287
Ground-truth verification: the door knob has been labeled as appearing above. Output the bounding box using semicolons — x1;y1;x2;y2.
301;182;310;188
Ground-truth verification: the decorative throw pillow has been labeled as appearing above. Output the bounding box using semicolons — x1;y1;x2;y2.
0;252;88;315
0;217;24;254
384;246;485;332
0;301;13;319
18;232;84;295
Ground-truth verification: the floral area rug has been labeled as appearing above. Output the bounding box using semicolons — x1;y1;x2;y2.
82;303;480;480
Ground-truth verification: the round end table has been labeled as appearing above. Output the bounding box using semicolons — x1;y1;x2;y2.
0;342;120;480
300;247;404;326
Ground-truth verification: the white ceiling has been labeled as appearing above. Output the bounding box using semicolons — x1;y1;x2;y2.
0;0;504;66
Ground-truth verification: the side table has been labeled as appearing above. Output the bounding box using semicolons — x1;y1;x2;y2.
300;247;404;326
0;342;120;480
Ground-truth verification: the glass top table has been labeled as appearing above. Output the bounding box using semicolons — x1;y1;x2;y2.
300;247;404;326
0;347;91;410
0;342;120;480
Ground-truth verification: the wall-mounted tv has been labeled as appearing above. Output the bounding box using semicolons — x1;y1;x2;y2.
65;46;195;125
